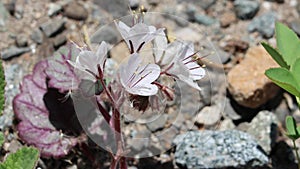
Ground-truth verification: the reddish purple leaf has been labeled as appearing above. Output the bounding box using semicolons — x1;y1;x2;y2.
13;61;78;158
45;44;80;93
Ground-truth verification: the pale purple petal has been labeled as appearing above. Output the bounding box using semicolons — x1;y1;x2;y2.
115;20;164;53
153;31;168;63
120;53;161;96
177;74;201;91
120;53;142;87
96;41;109;70
185;62;206;80
127;84;158;96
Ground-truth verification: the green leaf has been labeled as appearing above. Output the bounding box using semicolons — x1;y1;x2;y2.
261;42;289;69
276;22;300;66
0;60;5;115
286;116;300;140
0;133;4;147
265;67;300;97
0;147;39;169
297;97;300;109
291;58;300;85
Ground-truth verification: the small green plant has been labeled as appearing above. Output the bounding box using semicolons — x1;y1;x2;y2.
262;22;300;168
0;147;39;169
0;60;40;169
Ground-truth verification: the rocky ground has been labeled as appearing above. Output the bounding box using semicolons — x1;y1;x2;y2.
1;0;300;169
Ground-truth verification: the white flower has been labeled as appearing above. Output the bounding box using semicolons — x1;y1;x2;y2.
119;53;161;96
115;20;164;53
153;33;205;90
68;41;109;82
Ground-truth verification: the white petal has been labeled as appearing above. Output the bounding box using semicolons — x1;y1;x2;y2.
120;53;142;87
161;41;183;66
77;51;98;74
127;84;159;96
186;62;206;80
177;74;201;91
153;31;168;63
132;64;160;86
95;41;109;70
114;20;130;39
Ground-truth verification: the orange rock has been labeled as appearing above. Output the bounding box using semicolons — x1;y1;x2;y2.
227;45;280;108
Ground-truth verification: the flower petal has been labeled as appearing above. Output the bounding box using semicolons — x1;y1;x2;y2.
177;74;201;91
127;84;159;96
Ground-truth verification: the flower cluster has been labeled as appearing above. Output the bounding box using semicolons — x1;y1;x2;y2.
69;19;206;111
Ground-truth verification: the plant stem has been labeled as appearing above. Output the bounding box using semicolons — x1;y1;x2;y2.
96;100;110;123
293;139;300;169
296;97;300;109
110;158;118;169
120;157;127;169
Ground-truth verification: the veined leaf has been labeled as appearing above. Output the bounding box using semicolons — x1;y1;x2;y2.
13;61;78;158
265;67;300;97
276;22;300;66
0;147;39;169
261;42;288;69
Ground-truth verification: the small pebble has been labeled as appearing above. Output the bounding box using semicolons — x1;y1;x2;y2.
53;35;67;48
30;28;44;44
63;2;88;21
1;46;31;60
15;35;28;47
40;19;65;37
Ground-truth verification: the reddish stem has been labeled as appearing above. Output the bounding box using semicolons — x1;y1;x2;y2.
96;100;111;123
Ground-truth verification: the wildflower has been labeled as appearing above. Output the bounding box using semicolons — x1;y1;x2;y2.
153;32;205;90
115;20;164;53
119;53;161;96
68;41;109;82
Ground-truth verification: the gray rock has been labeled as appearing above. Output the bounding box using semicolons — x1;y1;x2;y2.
234;0;260;20
4;1;15;15
148;0;159;6
248;12;276;38
1;46;31;60
223;97;241;120
126;125;151;152
197;0;216;10
238;110;278;154
297;2;300;16
48;3;62;17
196;106;221;126
291;19;300;36
265;0;284;3
94;0;128;18
15;35;28;47
40;19;65;37
53;34;66;48
146;114;167;132
14;4;23;19
90;26;119;44
173;130;269;169
129;0;139;9
194;14;216;26
63;2;88;21
0;2;9;27
179;0;216;10
30;28;43;44
176;81;204;120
